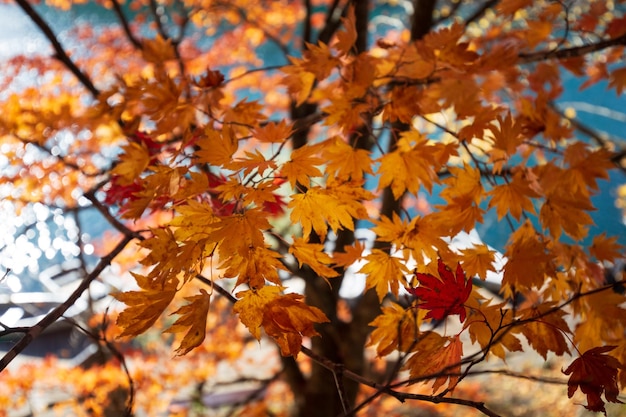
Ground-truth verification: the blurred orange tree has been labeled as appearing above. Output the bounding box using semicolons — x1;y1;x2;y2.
1;0;626;416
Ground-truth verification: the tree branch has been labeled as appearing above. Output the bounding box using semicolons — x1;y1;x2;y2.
110;0;143;50
0;234;134;371
519;33;626;64
14;0;99;98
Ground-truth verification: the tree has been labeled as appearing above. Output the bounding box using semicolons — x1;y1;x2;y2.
1;0;626;416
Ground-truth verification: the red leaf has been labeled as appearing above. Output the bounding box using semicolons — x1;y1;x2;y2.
563;346;625;415
407;259;472;322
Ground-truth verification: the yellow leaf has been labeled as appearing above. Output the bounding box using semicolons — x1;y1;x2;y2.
460;244;497;280
110;141;151;185
234;285;283;340
359;249;409;301
321;136;373;181
281;59;316;106
165;289;211;356
333;241;365;268
464;299;523;360
289;185;370;241
518;304;571;360
502;221;556;290
488;169;539;221
221;244;285;289
368;302;421;356
233;287;329;357
281;145;324;188
377;130;448;199
115;272;178;338
302;41;340;80
196;127;238;167
289;237;339;279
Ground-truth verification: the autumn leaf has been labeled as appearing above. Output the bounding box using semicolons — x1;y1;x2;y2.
115;272;178;338
281;145;324;188
464;298;523;360
110;141;151;185
333;4;357;56
359;249;409;301
234;285;283;340
321;136;373;181
563;346;625;415
252;120;294;143
407;259;472;322
405;333;463;393
460;244;498;280
141;34;176;63
368;302;422;356
165;289;211;356
196;127;238;167
518;304;571;360
589;233;624;263
262;293;329;357
289;237;339;279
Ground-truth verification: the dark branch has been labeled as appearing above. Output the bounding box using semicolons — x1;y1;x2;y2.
14;0;99;98
519;33;626;64
0;234;134;371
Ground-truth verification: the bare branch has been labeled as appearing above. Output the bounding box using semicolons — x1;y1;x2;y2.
110;0;143;50
0;234;134;371
519;33;626;64
14;0;99;98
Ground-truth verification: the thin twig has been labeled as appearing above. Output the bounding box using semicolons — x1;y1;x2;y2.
0;234;134;371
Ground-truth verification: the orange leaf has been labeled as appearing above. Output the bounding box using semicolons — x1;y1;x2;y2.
563;346;625;414
165;289;211;356
115;272;178;338
405;333;463;394
359;249;409;301
289;237;339;279
589;233;624;263
110;142;151;185
333;4;357;56
367;302;421;356
281;145;324;188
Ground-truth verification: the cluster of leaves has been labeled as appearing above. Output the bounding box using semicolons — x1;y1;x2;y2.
1;0;626;415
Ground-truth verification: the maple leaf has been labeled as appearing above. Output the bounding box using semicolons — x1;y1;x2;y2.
234;286;329;356
289;237;339;279
289;185;370;241
407;259;472;323
464;299;523;360
405;333;463;393
110;141;151;185
115;272;178;338
281;58;316;106
141;34;176;63
165;289;211;356
359;249;410;301
333;4;357;56
321;136;373;181
518;304;571;360
608;66;626;95
252;120;294;143
377;130;449;199
563;346;625;415
262;293;329;357
368;302;421;356
281;145;324;188
589;233;624;263
460;244;497;280
234;285;282;340
302;41;340;81
195;127;238;168
333;240;365;268
488;169;539;221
